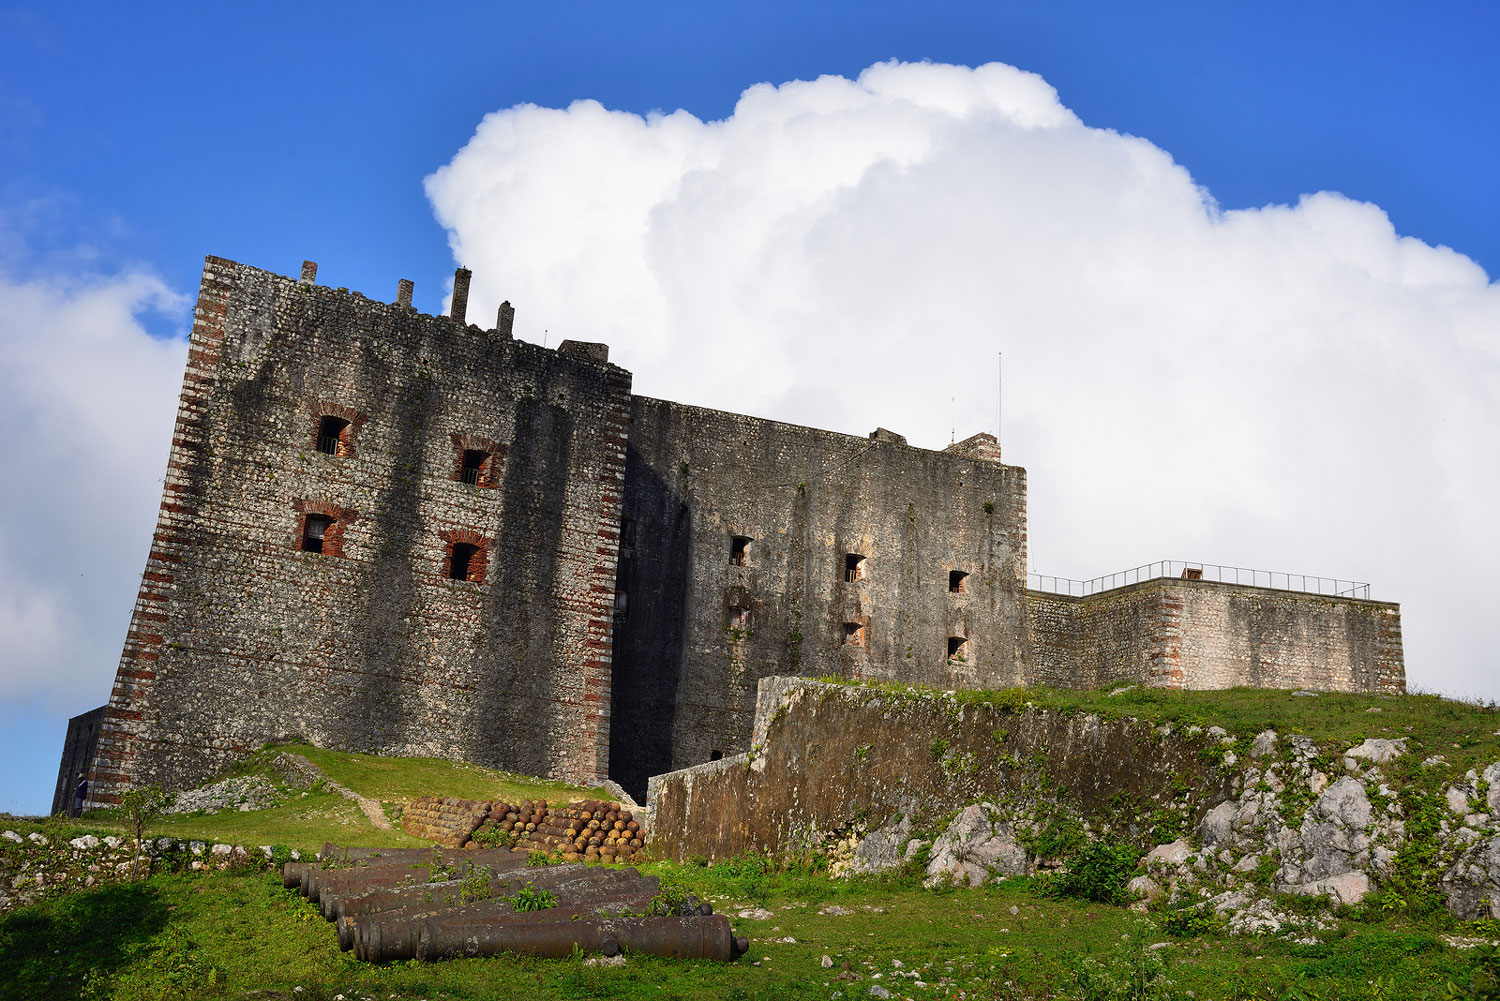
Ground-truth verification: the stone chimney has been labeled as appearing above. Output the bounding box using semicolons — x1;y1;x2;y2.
496;301;515;338
396;279;414;308
299;261;318;284
451;268;471;323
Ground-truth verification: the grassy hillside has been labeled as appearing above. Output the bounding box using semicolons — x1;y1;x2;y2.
3;689;1499;1000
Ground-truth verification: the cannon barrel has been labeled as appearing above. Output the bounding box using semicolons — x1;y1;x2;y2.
341;886;660;952
332;865;654;924
343;870;658;954
365;914;737;963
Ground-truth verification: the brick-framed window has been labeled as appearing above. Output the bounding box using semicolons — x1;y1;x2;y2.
730;536;752;566
949;570;969;593
844;553;867;583
450;433;504;488
292;499;358;558
439;528;491;584
309;403;366;459
843;620;867;647
948;636;969;661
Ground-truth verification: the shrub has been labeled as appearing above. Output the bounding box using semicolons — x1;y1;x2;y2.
1043;840;1143;905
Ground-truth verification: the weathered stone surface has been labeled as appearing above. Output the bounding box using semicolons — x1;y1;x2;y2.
1199;801;1239;847
1250;730;1278;758
1345;738;1407;765
924;804;1027;888
847;816;913;876
1144;840;1193;872
1443;835;1500;919
1288;871;1371;906
1127;874;1164;904
648;677;1234;861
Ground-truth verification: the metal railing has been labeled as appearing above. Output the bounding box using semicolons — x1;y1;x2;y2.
1027;560;1370;600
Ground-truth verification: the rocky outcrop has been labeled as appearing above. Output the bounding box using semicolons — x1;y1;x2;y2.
922;805;1027;888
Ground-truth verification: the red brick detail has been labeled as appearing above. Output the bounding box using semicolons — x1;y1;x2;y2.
291;498;359;558
449;433;506;488
309;402;367;458
438;528;492;583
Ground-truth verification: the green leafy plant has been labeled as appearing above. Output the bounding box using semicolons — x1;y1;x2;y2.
1042;840;1143;905
506;881;557;912
118;784;171;879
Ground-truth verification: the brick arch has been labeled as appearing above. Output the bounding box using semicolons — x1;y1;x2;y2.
439;528;492;583
309;402;368;458
292;498;359;558
449;433;506;488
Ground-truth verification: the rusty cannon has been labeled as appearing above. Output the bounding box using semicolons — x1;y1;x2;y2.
362;912;747;962
297;844;746;963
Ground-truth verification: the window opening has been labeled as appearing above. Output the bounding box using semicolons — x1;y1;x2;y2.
302;514;332;553
843;622;865;647
460;449;487;485
949;570;969;593
730;536;752;566
948;636;968;660
710;750;724;761
317;416;349;456
729;606;750;630
844;553;866;583
450;542;479;581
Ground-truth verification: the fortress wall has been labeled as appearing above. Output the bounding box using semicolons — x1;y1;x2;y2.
610;401;1028;800
646;676;1232;861
1173;584;1404;693
89;258;630;802
1024;581;1404;693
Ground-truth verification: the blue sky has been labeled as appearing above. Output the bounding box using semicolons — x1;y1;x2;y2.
5;2;1498;302
2;1;1497;816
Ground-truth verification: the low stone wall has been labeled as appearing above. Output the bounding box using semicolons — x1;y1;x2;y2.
1025;581;1404;694
646;676;1233;861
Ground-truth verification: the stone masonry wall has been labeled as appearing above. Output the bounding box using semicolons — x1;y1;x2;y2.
1025;581;1404;693
610;403;1028;800
89;257;630;803
646;676;1233;861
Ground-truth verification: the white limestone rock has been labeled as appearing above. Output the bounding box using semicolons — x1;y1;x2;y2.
846;815;913;876
1250;731;1279;758
923;803;1027;888
1345;738;1407;765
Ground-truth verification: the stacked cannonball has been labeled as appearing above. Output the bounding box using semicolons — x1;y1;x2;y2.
467;799;645;861
400;796;492;848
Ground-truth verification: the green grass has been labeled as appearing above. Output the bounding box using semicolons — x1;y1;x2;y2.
283;743;604;807
0;863;1484;1000
823;678;1500;778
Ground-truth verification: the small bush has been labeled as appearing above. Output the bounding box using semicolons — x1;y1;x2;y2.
1043;841;1143;905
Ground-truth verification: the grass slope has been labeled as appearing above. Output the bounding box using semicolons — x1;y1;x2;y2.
5;688;1500;1000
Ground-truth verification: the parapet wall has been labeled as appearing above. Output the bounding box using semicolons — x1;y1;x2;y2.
90;258;630;803
646;676;1232;861
1026;580;1404;693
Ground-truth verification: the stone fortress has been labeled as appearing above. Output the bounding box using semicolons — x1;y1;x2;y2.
61;256;1405;810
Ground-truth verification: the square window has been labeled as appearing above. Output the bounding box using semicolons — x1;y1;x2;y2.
302;514;332;553
460;449;488;485
729;606;750;630
844;554;866;583
317;416;350;456
450;542;480;581
948;636;968;660
949;570;969;593
843;622;865;647
730;536;752;566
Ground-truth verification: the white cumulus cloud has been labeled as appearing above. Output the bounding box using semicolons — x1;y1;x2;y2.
427;59;1500;699
0;267;187;707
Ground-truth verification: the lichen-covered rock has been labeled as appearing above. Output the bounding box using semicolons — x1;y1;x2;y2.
1443;835;1500;920
924;803;1027;888
1345;738;1407;765
1127;874;1164;904
1199;801;1239;847
163;775;284;815
1289;871;1371;906
1250;730;1278;758
845;815;913;876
